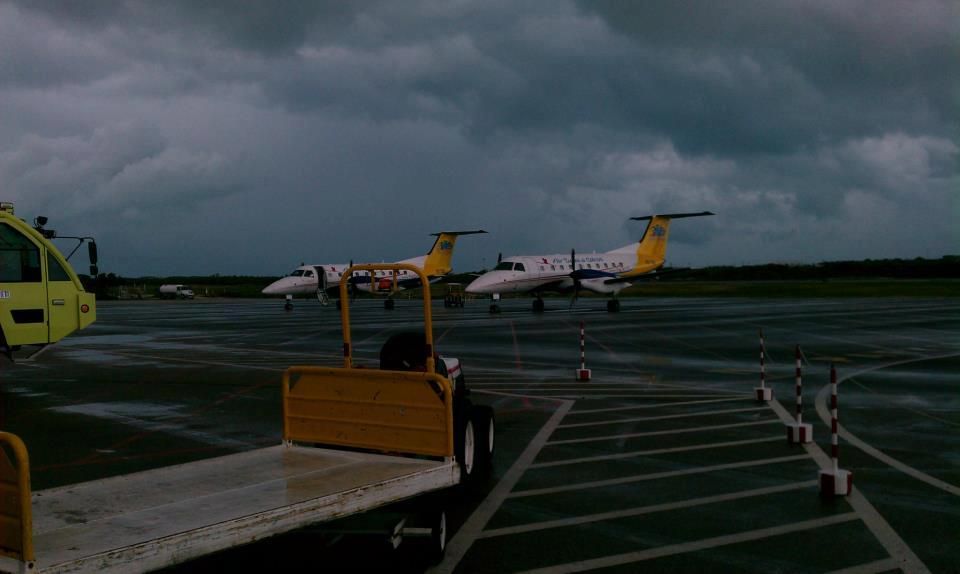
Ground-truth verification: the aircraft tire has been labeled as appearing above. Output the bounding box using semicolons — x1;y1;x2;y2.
384;299;395;310
532;298;545;313
489;304;500;314
607;299;621;313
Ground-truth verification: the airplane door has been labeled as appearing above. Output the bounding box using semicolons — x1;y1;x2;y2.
0;222;49;345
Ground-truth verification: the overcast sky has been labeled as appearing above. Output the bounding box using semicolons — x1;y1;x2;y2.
1;0;957;276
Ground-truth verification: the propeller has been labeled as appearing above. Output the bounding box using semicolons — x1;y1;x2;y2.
497;252;502;265
569;248;581;309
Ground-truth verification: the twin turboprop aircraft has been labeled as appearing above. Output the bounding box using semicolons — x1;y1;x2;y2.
262;230;486;309
465;212;713;312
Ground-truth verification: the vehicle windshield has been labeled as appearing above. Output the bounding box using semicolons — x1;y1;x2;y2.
494;261;513;271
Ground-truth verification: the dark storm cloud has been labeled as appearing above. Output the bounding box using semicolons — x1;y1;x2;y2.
0;0;956;275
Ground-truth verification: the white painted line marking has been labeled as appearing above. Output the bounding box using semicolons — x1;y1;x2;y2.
547;420;781;445
825;557;900;574
768;399;930;573
481;480;817;538
531;436;782;469
557;407;770;429
516;513;859;574
570;396;750;415
427;400;575;574
554;394;750;400
509;454;810;498
814;355;960;497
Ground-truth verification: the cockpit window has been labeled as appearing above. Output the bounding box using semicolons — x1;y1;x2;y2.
494;261;513;271
304;270;314;277
290;270;305;277
514;263;525;272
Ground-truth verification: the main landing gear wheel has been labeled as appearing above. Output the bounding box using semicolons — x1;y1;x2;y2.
489;304;501;314
532;298;545;313
384;299;395;310
336;299;342;310
607;299;621;313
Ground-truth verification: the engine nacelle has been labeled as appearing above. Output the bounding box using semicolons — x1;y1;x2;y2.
578;278;629;295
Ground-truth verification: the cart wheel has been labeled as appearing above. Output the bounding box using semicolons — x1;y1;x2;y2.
457;418;476;482
428;508;447;563
472;406;495;473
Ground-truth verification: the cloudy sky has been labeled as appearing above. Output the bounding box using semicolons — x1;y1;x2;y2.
1;0;957;276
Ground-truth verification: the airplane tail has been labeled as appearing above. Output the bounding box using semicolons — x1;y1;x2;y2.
421;230;487;276
620;212;713;274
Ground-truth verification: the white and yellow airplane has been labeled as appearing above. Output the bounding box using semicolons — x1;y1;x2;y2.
466;212;713;312
262;230;486;308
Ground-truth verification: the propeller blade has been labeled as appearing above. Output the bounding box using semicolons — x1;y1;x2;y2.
348;259;358;302
497;252;502;264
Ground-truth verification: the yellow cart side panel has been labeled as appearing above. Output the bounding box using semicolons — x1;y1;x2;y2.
283;367;454;458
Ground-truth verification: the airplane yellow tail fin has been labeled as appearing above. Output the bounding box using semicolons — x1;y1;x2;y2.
422;230;487;276
628;212;713;274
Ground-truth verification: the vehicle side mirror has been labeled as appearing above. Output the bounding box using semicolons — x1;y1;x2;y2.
88;241;98;265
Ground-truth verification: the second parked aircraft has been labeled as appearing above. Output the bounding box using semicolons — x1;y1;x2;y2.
466;212;713;312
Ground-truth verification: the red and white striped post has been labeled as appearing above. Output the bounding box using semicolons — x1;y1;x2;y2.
575;321;591;381
754;329;772;401
786;345;812;443
819;364;853;496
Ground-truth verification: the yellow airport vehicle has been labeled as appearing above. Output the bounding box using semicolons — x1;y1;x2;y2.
443;282;466;307
0;264;494;573
0;202;97;357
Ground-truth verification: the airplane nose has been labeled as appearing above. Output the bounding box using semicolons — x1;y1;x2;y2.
261;279;288;295
466;276;492;294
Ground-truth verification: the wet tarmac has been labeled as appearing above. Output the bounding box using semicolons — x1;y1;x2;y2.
2;296;958;573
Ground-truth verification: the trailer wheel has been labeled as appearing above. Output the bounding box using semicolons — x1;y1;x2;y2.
458;418;475;481
428;508;447;562
472;406;495;473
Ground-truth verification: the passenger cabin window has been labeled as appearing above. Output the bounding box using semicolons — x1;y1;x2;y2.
494;261;513;271
514;263;525;272
47;252;71;281
0;223;41;282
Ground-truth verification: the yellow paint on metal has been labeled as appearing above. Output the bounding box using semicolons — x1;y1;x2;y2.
0;432;34;567
338;263;435;373
282;367;454;458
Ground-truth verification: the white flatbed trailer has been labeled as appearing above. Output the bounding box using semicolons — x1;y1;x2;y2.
14;445;457;573
1;264;493;574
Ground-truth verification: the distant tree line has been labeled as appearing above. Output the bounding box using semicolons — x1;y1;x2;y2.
78;256;958;299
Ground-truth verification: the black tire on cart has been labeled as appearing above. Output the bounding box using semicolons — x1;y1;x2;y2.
455;404;476;483
471;405;495;473
384;298;395;310
427;508;447;563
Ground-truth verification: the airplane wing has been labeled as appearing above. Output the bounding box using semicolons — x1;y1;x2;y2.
603;266;691;284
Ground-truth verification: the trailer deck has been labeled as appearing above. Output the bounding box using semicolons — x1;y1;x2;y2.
25;445;456;573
